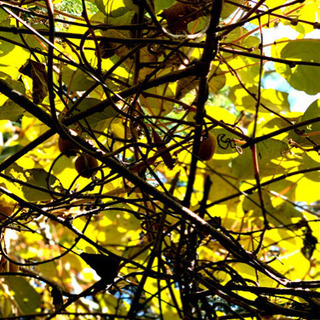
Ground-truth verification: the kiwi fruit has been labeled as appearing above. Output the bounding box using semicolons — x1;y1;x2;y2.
198;132;217;161
75;154;99;178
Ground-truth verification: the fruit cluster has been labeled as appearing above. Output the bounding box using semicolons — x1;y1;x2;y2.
58;137;99;178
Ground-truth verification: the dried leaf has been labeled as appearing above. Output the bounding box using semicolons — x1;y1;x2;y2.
152;128;174;169
20;60;48;104
301;230;317;260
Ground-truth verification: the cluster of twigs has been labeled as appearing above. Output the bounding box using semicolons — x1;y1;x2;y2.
1;0;320;319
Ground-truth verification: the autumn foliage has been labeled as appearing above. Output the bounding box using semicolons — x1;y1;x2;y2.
1;0;320;319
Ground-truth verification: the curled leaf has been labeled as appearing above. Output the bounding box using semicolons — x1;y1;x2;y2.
301;229;318;260
19;60;48;104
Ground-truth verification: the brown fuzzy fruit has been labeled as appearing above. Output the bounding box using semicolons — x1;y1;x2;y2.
75;154;99;178
161;1;201;34
198;132;217;161
58;137;79;157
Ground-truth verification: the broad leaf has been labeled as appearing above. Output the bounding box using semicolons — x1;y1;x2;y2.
4;276;41;315
277;40;320;95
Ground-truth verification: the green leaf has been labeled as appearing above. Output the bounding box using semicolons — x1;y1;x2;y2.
243;191;302;226
141;84;174;116
155;0;174;14
94;0;108;16
71;98;119;128
0;36;29;78
298;153;320;182
229;84;290;113
0;99;24;121
0;145;23;163
211;128;239;155
0;30;14;58
61;66;96;92
0;71;25;120
287;3;319;35
123;0;138;13
7;167;63;202
22;169;61;202
38;261;60;282
288;99;320;146
294;176;320;204
242;191;275;216
4;276;41;315
95;0;129;16
264;178;297;203
208;159;239;203
221;0;244;19
0;7;7;23
274;201;303;224
208;65;226;94
278;40;320;95
231;139;289;179
253;114;288;140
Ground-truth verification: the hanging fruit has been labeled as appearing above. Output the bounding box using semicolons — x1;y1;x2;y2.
75;154;99;178
198;132;217;161
58;137;79;157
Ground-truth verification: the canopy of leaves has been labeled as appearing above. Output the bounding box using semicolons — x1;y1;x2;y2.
0;0;320;319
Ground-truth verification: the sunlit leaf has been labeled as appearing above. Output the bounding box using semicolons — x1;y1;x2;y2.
229;84;290;113
277;40;320;95
4;276;41;315
221;0;245;19
0;0;319;319
231;139;289;179
12;167;63;202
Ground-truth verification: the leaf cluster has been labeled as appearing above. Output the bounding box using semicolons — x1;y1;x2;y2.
0;0;320;319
